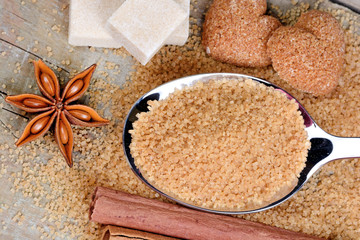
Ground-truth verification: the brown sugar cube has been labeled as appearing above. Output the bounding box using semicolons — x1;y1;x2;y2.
267;10;345;96
202;0;281;67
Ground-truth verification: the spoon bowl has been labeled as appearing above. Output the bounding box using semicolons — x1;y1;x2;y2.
123;73;360;214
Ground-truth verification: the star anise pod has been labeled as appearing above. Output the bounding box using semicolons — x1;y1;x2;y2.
5;60;109;167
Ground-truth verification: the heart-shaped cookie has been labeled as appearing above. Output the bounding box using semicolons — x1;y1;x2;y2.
267;10;345;96
202;0;281;67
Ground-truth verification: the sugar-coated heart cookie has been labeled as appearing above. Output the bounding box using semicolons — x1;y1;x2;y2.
267;10;345;96
202;0;281;67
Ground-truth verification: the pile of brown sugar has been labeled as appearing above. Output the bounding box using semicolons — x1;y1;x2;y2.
130;79;310;211
1;1;360;239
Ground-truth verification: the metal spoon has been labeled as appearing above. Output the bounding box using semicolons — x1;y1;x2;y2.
123;73;360;214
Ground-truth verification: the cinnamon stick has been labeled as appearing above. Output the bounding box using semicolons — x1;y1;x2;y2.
101;225;178;240
90;187;323;240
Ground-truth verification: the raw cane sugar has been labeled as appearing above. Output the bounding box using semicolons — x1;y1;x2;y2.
130;79;310;211
202;0;281;67
267;10;345;96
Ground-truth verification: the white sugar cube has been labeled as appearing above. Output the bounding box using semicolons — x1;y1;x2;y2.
167;0;190;45
107;0;187;65
68;0;124;48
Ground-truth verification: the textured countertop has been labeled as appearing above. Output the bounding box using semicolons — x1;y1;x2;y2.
0;0;359;239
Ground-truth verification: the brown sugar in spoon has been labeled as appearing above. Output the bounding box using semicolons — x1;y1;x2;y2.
123;73;360;214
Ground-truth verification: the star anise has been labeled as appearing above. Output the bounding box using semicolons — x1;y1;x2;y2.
5;60;109;167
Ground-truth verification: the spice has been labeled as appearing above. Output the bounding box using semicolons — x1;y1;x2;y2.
5;59;109;167
90;187;323;240
101;225;177;240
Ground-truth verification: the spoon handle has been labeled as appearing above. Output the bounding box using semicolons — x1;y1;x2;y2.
326;135;360;162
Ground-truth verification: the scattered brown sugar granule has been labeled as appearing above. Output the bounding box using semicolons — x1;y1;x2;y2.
267;10;345;96
130;79;310;210
2;1;360;239
202;0;281;67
